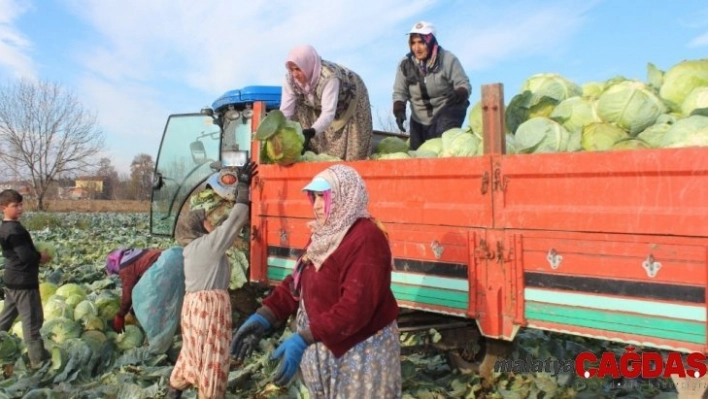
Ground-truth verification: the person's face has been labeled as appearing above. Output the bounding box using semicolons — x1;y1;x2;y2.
203;219;214;233
1;202;22;221
312;192;327;224
288;62;307;85
409;35;429;60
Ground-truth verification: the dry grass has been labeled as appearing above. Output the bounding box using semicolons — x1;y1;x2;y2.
26;199;150;213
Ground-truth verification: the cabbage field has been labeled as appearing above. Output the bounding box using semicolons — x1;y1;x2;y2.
0;212;683;398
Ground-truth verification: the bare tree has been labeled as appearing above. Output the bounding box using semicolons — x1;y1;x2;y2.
0;78;104;210
96;157;119;199
374;107;407;134
130;153;154;201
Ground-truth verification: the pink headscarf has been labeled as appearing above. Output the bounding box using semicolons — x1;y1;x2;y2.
285;45;322;95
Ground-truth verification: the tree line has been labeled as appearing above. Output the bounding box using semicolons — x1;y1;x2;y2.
0;78;154;209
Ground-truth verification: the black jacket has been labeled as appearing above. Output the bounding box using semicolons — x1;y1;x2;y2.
0;221;40;290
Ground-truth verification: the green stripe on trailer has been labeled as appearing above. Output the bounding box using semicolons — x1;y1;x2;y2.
525;302;705;345
525;288;706;322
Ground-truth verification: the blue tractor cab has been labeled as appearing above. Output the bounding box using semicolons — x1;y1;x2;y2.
150;85;282;237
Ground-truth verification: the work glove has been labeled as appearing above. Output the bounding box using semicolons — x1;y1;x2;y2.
301;128;316;154
230;313;271;361
234;161;258;205
272;333;309;386
113;315;125;333
452;87;469;104
393;101;406;133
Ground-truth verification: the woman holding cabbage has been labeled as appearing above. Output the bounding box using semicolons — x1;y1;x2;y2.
392;21;471;150
279;45;373;161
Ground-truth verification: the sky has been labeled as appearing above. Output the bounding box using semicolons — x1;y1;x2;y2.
1;0;707;175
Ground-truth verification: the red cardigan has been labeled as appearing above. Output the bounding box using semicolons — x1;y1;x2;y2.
117;249;162;318
262;218;399;358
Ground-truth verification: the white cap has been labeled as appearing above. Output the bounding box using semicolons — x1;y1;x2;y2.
408;21;436;36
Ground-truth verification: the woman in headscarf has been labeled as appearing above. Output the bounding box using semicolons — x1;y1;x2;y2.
166;162;257;399
280;45;374;161
104;247;164;333
230;164;401;398
392;21;472;150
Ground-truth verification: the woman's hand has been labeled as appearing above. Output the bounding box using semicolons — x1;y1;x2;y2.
271;333;309;386
230;313;271;361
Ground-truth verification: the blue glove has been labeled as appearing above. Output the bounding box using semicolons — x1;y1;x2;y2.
230;313;270;361
272;333;308;386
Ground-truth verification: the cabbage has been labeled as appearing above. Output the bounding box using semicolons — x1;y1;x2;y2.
55;283;87;301
417;138;443;155
659;59;708;110
581;122;630;152
597;80;666;135
300;151;341;162
376;137;408;154
582;82;604;98
647;62;664;91
228;249;249;290
549;96;601;133
35;241;57;261
95;291;121;320
44;295;74;320
681;87;708;117
468;101;483;134
80;315;105;331
40;317;82;344
74;300;98;321
514;117;571;154
506;73;582;133
0;332;21;365
505;133;518;154
264;125;305;166
408;150;438;158
636;123;672;148
115;325;145;351
568;130;583;152
65;294;85;308
440;128;482;157
660;115;708;148
377;152;411;160
611;138;652;151
39;282;58;305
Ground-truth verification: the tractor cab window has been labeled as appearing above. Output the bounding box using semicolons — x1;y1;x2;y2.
150;114;221;236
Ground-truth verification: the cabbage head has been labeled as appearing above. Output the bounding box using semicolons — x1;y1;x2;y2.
95;291;121;320
440;128;481;157
417;138;443;155
660;115;708;148
43;295;74;320
35;242;57;261
55;283;87;301
549;96;601;133
611;138;652;151
681;86;708;117
40;317;82;344
115;325;145;351
300;151;341;162
582;82;604;98
659;59;708;110
636;123;672;148
376;137;408;154
39;282;57;305
581;122;630;151
514;117;571;154
74;300;98;321
377;152;411;160
506;74;582;133
408;150;438;158
0;332;21;365
81;315;105;331
65;294;84;308
265;124;305;166
467;101;483;134
505;133;518;154
228;248;249;290
597;80;666;135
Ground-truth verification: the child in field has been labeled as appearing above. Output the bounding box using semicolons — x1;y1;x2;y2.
0;189;51;368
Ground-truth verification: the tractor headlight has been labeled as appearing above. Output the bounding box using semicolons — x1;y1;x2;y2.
221;149;248;167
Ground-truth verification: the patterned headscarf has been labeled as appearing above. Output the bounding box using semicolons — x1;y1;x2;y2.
305;164;370;270
175;209;208;247
285;45;323;95
408;33;441;75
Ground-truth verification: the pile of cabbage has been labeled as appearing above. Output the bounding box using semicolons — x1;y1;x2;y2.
497;58;708;154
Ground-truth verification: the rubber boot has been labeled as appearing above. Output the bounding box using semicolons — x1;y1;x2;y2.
165;386;183;399
26;340;48;370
